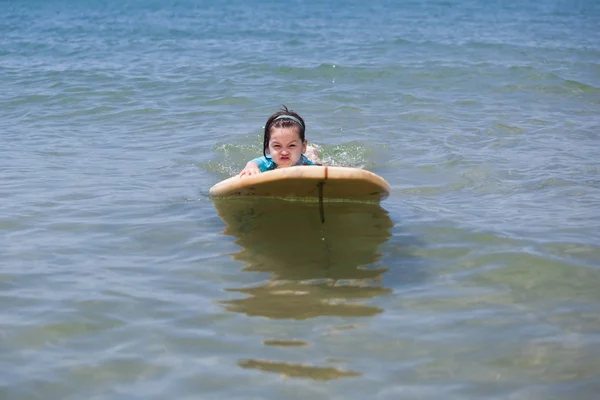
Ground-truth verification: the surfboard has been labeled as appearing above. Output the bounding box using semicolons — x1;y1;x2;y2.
209;166;391;203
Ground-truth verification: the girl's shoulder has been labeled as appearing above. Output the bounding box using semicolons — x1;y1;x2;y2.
300;154;319;166
251;156;277;172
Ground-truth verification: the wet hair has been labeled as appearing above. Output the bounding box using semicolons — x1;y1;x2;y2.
263;106;306;157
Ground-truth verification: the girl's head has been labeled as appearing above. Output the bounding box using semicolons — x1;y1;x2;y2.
263;106;307;168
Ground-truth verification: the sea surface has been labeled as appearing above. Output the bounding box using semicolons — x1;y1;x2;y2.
2;0;600;398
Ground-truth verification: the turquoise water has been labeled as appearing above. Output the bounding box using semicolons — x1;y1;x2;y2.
2;0;600;398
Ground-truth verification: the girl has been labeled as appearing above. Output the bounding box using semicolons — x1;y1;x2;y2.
238;107;321;177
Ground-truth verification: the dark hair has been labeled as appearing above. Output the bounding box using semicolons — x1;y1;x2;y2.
263;106;306;157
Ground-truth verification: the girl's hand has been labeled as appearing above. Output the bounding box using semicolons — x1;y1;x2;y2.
238;162;260;177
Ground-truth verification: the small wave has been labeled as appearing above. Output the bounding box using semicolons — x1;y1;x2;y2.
203;96;254;106
563;79;600;92
205;141;372;178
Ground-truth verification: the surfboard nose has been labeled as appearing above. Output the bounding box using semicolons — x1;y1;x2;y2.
209;166;390;203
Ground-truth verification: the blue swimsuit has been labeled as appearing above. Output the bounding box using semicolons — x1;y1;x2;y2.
251;154;317;172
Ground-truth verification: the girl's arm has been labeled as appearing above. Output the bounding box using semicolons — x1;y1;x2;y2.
238;161;261;177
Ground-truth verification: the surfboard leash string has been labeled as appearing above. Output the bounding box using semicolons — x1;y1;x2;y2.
317;181;325;223
317;166;328;224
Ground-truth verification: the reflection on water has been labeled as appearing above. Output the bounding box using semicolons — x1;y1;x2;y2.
213;198;394;320
212;198;393;380
237;359;362;381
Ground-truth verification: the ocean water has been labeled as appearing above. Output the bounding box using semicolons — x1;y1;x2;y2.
2;0;600;398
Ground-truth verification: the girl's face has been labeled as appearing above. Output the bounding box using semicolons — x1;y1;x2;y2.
266;127;307;168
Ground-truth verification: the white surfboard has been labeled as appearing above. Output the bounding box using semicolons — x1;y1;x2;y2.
209;166;391;202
